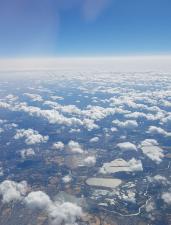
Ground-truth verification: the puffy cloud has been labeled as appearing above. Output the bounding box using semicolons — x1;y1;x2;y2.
44;101;81;114
0;180;82;225
67;141;84;154
161;192;171;205
25;191;82;225
100;158;143;174
14;129;49;145
36;109;83;127
25;191;51;210
0;101;84;127
111;127;118;132
161;114;171;125
83;105;116;121
89;137;99;143
5;94;18;102
84;156;96;166
24;93;43;102
0;180;28;203
82;119;99;131
53;141;64;150
112;119;138;129
148;126;171;137
21;104;98;130
121;190;136;203
128;158;143;172
69;128;81;133
48;201;82;225
0;102;11;109
140;139;164;164
150;175;169;185
62;175;72;184
125;112;147;119
0;100;115;131
125;111;164;121
20;148;35;159
50;95;64;101
141;139;158;146
117;142;137;151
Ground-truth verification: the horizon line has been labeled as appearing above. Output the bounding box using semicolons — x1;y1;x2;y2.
0;55;171;72
0;54;171;60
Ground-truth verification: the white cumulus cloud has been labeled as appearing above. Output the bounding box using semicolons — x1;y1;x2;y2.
117;142;137;151
14;129;49;145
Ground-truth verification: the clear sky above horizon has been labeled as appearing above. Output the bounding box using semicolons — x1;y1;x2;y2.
0;0;171;58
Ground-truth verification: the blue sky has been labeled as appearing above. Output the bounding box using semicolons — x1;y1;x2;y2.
0;0;171;57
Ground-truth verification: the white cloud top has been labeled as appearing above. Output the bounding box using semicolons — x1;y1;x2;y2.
117;142;137;151
14;129;49;145
140;139;164;164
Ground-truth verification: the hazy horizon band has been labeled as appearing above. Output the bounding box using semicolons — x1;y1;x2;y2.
0;55;171;72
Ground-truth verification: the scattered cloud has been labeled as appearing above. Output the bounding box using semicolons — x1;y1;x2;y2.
140;139;164;164
84;156;96;166
112;119;138;129
117;142;137;151
52;141;64;150
67;140;84;154
162;192;171;205
0;180;28;203
62;175;72;184
89;137;99;143
14;129;49;145
0;180;82;225
24;93;43;102
100;158;143;174
148;126;171;137
20;148;35;159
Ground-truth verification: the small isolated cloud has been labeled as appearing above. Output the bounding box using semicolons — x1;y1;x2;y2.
140;139;164;164
100;158;143;174
14;129;49;145
117;142;137;151
89;137;99;143
0;180;28;203
84;156;96;166
20;148;35;159
62;175;72;184
162;192;171;205
121;190;136;204
111;127;118;132
25;191;52;210
52;141;64;150
69;128;81;133
68;140;84;154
